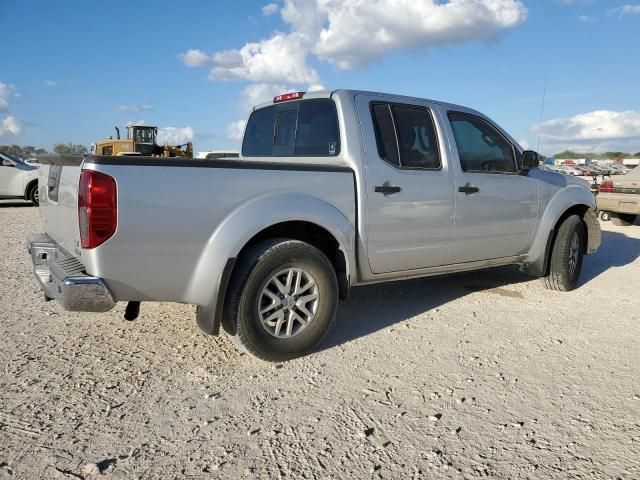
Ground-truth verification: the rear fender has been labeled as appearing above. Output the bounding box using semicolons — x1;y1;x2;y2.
189;193;356;334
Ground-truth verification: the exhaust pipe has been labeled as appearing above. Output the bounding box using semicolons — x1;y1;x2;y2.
115;126;120;140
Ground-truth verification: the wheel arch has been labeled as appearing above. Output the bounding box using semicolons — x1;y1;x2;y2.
522;200;598;277
24;179;38;200
191;193;356;335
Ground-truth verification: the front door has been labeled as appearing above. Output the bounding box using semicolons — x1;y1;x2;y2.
357;95;455;274
444;111;538;263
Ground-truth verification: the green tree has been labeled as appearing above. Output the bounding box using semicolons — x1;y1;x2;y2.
53;143;88;155
0;144;48;158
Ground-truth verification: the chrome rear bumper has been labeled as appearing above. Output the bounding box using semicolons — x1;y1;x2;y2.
27;233;116;312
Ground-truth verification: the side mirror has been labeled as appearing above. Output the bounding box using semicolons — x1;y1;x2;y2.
520;150;539;170
2;159;14;167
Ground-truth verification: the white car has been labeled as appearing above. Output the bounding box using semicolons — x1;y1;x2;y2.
553;165;583;176
0;151;40;205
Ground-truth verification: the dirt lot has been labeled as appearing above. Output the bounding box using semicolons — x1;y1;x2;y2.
1;200;639;479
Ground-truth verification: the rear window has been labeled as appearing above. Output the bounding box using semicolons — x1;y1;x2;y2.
242;99;340;157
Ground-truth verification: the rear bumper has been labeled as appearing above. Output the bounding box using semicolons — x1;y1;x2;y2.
597;193;640;215
27;233;116;312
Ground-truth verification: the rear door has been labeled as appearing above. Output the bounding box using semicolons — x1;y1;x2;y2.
442;110;538;263
356;94;455;274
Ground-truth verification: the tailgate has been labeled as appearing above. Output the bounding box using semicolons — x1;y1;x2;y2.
37;155;84;257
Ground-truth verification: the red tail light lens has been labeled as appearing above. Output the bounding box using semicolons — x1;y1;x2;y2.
78;170;117;249
599;180;614;193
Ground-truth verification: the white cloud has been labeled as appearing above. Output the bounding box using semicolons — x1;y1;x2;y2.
117;104;154;113
239;83;293;111
262;2;279;16
535;110;640;153
157;126;195;145
0;82;20;110
538;110;640;141
227;120;247;141
578;15;596;22
519;139;531;150
310;0;528;69
0;116;22;137
609;5;640;16
180;49;213;67
44;80;56;87
207;33;320;84
180;0;526;82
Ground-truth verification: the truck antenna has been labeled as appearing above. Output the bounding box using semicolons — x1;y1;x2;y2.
536;77;547;154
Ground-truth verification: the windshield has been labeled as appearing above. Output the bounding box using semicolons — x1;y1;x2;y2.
134;127;156;144
0;151;26;165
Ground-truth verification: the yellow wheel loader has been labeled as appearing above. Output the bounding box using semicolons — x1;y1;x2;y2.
92;124;193;157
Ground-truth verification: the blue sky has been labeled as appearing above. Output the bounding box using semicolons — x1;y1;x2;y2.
1;0;639;155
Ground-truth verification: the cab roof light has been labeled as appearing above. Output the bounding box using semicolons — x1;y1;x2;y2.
274;91;305;103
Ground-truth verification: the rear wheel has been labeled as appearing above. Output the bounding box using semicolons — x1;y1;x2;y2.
541;215;585;292
610;213;637;226
27;183;39;206
224;238;338;361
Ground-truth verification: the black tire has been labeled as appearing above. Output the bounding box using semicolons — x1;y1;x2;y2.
610;213;637;226
27;183;39;206
541;215;585;292
599;211;611;222
223;238;338;362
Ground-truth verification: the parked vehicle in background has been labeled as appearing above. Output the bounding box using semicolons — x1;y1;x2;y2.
195;151;240;160
609;165;629;175
575;165;596;176
597;166;640;226
28;89;601;361
0;151;40;205
596;165;619;176
554;165;583;176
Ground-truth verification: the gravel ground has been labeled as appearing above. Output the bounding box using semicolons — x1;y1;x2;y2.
1;199;639;479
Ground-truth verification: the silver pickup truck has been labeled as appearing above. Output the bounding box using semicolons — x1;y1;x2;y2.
28;89;601;361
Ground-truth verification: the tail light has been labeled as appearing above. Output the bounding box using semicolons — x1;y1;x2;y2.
78;170;117;249
599;180;614;193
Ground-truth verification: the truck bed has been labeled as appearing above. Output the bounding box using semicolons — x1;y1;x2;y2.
38;155;356;305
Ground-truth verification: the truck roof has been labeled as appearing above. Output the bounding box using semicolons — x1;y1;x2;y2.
253;89;481;117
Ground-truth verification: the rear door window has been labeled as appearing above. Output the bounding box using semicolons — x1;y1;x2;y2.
241;99;339;157
371;104;400;166
371;102;441;170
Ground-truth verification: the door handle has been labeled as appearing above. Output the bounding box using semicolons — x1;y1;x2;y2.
374;184;402;195
458;183;479;195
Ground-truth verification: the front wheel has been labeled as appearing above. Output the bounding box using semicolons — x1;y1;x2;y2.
224;238;338;361
541;215;585;292
599;211;611;222
27;183;39;206
611;213;637;226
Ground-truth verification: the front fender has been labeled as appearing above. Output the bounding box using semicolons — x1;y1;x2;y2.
524;185;597;273
189;192;356;334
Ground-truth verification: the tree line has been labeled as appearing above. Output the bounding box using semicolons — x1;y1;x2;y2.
552;150;640;160
0;143;88;158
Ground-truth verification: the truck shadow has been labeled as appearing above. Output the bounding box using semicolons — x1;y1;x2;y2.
0;201;34;208
320;229;639;351
580;229;640;285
